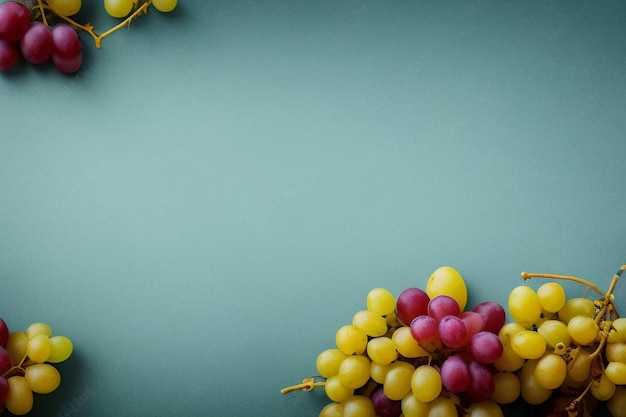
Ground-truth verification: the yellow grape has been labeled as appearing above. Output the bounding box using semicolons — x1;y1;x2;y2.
607;317;626;343
47;335;73;363
383;362;414;400
557;298;596;324
566;347;592;382
536;282;566;313
366;288;396;317
508;286;542;328
426;396;457;417
537;320;571;349
567;316;599;346
466;400;505;417
319;402;344;417
510;331;546;359
608;386;626;417
338;355;371;389
26;334;50;363
6;376;33;416
24;363;61;394
518;359;552;405
366;337;397;365
494;344;525;372
324;375;354;402
534;353;567;389
490;372;520;404
411;365;441;402
605;362;626;385
343;395;376;417
6;332;28;365
426;266;467;311
352;310;387;337
336;325;367;355
606;342;626;362
401;393;431;417
391;326;429;358
316;349;348;378
152;0;177;13
591;372;616;401
498;322;527;343
26;322;52;340
104;0;134;18
370;361;394;384
45;0;81;16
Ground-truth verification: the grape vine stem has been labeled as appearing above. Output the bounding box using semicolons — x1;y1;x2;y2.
520;271;605;296
280;376;325;394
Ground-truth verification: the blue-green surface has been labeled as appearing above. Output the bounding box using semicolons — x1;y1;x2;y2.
1;1;626;416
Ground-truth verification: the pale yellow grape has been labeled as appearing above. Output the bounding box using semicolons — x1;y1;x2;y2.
343;395;376;417
537;320;571;349
24;363;61;394
566;347;592;382
104;0;133;18
383;362;414;400
6;332;28;365
316;349;348;378
608;317;626;343
605;362;626;385
411;365;442;402
338;355;371;389
426;266;467;310
26;322;52;340
45;0;81;16
606;342;626;362
47;335;73;363
519;359;552;405
324;375;354;402
558;298;596;324
591;372;616;401
466;400;505;417
392;326;429;358
27;334;50;363
366;337;397;365
336;325;367;355
152;0;177;12
385;312;399;327
536;282;566;313
494;344;525;372
498;323;527;343
490;372;521;404
370;361;394;384
352;310;387;337
511;331;546;359
319;402;344;417
6;376;33;416
534;353;566;389
608;386;626;417
366;288;396;317
401;393;431;417
508;286;542;328
426;396;457;417
567;316;599;346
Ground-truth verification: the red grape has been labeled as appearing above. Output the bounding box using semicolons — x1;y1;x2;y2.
0;318;8;348
466;361;495;402
371;386;401;417
472;301;506;334
20;21;54;64
470;331;503;364
0;1;30;43
439;315;467;349
427;295;461;323
440;354;470;393
396;287;429;326
0;39;19;71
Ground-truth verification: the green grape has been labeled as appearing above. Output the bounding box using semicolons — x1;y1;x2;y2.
591;372;616;401
518;359;552;405
605;361;626;385
607;386;626;417
566;347;592;382
45;0;81;16
426;266;468;311
316;349;348;378
411;365;442;402
366;288;395;317
567;316;599;346
534;353;566;389
6;376;33;415
557;298;596;324
6;332;28;365
607;317;626;343
319;402;344;417
426;396;456;417
26;322;52;339
343;395;376;417
338;355;370;389
370;361;393;384
536;282;566;313
537;320;571;349
352;310;387;337
104;0;134;18
47;335;73;363
490;372;520;404
606;342;626;362
24;363;61;394
466;400;505;417
383;361;414;400
508;286;542;328
392;326;429;358
510;331;546;359
152;0;177;12
498;322;526;343
494;344;525;372
401;393;431;417
336;325;367;355
324;375;354;402
366;337;397;365
26;334;50;363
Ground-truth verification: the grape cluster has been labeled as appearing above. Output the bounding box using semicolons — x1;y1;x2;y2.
284;266;511;417
0;318;73;415
0;0;177;74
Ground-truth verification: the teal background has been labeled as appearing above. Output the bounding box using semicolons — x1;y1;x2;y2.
1;1;626;416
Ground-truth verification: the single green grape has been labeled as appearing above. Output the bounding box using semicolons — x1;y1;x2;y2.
104;0;134;18
152;0;177;13
46;0;81;16
24;363;61;394
47;335;73;363
366;337;397;365
411;365;441;402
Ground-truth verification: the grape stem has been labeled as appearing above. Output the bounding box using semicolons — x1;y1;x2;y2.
520;271;605;296
280;376;325;394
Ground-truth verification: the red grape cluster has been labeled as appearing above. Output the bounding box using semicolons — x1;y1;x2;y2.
0;1;82;73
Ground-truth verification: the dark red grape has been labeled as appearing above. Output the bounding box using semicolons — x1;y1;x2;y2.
396;287;430;326
20;21;53;64
0;39;19;70
0;1;30;43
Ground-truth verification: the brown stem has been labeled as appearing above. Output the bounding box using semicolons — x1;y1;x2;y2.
281;377;325;394
520;272;604;296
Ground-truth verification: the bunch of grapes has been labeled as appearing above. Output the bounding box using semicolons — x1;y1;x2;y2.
283;266;511;417
0;318;73;415
0;0;177;74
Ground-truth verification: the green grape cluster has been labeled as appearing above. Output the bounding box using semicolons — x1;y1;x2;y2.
1;320;73;415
